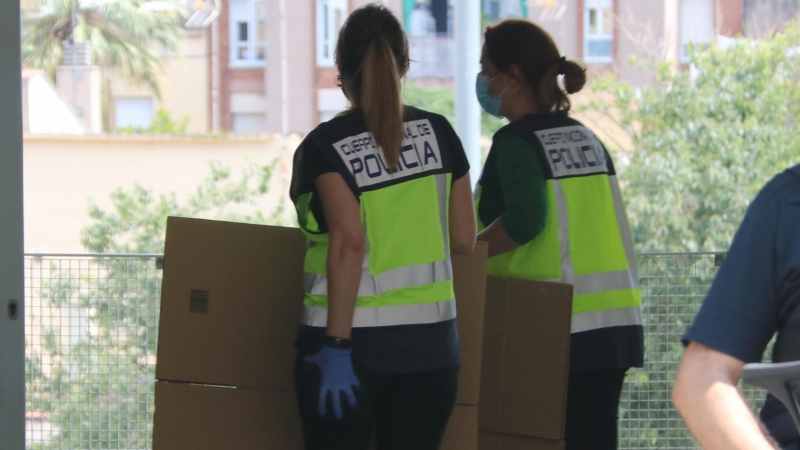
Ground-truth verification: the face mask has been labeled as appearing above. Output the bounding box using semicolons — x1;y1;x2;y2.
475;73;508;118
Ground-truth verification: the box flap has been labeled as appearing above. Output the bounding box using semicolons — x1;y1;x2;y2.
156;217;306;390
152;382;303;450
479;277;573;439
452;242;488;406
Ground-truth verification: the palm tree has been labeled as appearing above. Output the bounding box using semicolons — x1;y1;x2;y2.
22;0;184;131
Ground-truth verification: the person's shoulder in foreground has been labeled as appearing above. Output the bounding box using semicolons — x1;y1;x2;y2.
671;164;799;450
682;164;800;363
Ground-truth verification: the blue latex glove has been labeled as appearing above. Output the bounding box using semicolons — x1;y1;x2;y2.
304;345;360;419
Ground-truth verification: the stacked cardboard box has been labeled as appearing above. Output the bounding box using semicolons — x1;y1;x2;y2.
152;217;573;450
152;218;307;449
153;217;489;450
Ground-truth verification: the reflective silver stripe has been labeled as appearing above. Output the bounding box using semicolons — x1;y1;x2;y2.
304;259;453;297
435;173;450;256
305;173;454;298
301;299;457;328
571;306;643;334
553;180;577;284
551;270;637;296
609;175;639;285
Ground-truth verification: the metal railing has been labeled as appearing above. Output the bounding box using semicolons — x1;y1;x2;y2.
22;252;768;449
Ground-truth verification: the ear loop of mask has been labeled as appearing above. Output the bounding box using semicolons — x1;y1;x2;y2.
489;73;510;98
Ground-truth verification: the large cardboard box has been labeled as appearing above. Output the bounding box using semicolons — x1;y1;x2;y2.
155;218;306;391
154;217;488;450
479;276;573;440
479;431;565;450
152;382;303;450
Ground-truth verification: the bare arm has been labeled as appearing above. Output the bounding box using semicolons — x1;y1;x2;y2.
449;173;477;256
315;173;366;340
477;219;520;257
672;342;779;450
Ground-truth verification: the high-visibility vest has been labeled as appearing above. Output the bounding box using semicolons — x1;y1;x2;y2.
476;117;642;335
292;110;463;328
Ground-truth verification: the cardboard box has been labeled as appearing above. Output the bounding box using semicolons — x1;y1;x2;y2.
452;243;488;406
441;405;479;450
479;431;565;450
156;216;488;399
152;382;303;450
154;218;489;449
156;218;306;391
479;276;573;440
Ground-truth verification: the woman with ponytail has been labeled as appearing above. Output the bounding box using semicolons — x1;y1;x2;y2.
474;19;644;450
289;4;476;450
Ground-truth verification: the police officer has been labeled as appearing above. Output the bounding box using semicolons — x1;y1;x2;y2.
289;4;476;450
673;164;800;450
474;19;644;450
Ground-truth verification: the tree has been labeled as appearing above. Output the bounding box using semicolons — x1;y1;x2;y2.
28;161;288;449
591;25;800;253
586;27;799;449
21;0;183;131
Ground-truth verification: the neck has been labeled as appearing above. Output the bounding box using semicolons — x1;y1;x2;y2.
504;96;540;122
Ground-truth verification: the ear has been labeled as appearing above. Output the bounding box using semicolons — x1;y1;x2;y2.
507;63;526;88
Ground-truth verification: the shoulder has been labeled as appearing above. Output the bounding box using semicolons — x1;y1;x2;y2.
753;165;800;210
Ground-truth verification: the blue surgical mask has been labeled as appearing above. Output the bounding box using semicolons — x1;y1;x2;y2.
475;73;508;118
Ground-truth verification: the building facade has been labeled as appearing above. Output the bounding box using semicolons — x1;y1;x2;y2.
91;0;800;135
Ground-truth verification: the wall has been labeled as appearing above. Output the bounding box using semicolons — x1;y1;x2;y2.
615;0;673;86
538;0;581;62
265;1;316;134
23;135;299;253
112;31;210;134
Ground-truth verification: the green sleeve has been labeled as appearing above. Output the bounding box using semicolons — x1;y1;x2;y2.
493;131;548;245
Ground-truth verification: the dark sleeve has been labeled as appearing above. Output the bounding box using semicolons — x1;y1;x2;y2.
493;132;548;245
289;136;340;204
682;201;779;363
438;116;470;182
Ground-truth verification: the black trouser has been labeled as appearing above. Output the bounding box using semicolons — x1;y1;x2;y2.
564;367;629;450
295;334;459;450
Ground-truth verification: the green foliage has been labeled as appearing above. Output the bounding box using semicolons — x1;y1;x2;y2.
81;160;289;254
116;109;190;135
592;26;800;252
402;81;508;137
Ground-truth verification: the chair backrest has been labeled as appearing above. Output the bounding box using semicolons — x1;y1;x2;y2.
742;361;800;433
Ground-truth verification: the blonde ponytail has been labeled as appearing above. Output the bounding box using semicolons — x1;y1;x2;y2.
360;36;404;170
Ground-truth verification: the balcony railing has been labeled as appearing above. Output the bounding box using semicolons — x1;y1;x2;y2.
22;252;767;449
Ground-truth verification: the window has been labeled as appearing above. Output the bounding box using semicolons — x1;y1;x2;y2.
584;0;613;62
115;97;153;129
317;0;348;67
232;113;266;133
680;0;713;62
229;0;266;67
